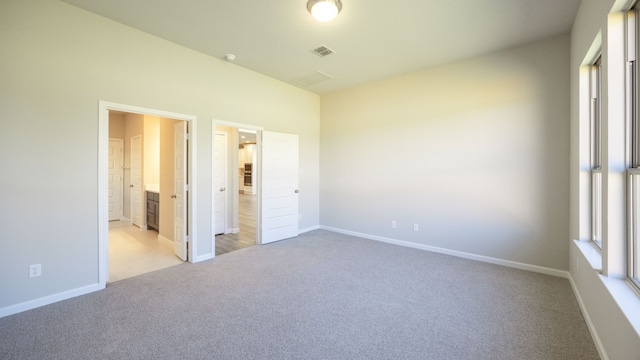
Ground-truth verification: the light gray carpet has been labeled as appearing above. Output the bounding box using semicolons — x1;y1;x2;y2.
0;230;599;359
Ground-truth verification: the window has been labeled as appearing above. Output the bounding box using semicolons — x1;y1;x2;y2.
628;7;640;290
591;56;603;249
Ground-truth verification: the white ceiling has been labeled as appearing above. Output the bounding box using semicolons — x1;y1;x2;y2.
61;0;581;95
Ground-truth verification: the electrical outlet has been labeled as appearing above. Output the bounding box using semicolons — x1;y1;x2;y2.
29;264;41;278
391;220;397;228
413;224;419;232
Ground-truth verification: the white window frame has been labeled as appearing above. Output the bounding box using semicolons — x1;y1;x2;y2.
627;7;640;291
591;55;603;249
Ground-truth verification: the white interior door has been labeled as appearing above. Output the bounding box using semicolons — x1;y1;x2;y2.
261;131;299;244
173;122;188;260
214;132;227;235
130;135;143;227
108;139;123;221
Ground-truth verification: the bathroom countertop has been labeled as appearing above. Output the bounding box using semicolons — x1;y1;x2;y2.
145;184;160;193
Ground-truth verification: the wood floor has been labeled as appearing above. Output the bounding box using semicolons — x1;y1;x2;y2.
215;192;256;256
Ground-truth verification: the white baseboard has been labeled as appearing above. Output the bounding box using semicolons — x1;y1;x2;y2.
194;253;214;262
567;274;608;360
0;283;103;318
120;216;131;223
158;235;173;246
230;228;240;234
299;225;320;234
320;226;569;278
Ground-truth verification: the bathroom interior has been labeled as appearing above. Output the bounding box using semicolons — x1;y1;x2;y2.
106;113;258;281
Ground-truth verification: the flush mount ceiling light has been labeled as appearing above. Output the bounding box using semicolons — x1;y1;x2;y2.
307;0;342;22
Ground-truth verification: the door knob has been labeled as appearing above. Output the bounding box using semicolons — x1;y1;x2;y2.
295;189;299;193
220;187;226;192
130;184;134;188
171;194;177;199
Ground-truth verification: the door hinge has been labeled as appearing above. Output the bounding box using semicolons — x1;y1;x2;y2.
185;133;190;140
184;184;189;191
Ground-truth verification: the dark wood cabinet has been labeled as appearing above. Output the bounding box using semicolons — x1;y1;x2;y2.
146;191;159;231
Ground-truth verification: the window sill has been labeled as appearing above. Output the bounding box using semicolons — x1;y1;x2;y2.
574;240;640;338
574;239;602;271
597;274;640;337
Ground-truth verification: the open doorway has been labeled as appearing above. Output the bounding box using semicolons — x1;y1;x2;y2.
214;126;259;255
212;121;301;253
107;111;184;282
98;101;200;288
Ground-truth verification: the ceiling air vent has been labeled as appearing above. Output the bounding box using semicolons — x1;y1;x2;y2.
291;71;334;86
310;44;335;57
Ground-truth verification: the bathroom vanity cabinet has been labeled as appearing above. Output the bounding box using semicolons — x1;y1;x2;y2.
146;191;159;231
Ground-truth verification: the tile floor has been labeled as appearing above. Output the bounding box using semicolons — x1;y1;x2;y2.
109;193;257;282
108;221;183;283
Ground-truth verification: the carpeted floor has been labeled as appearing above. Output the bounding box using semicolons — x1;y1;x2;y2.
0;230;599;359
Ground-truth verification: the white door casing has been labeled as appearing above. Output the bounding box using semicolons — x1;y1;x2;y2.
108;139;124;221
173;122;188;261
261;131;299;244
214;132;227;235
130;135;143;228
99;101;199;288
212;120;263;247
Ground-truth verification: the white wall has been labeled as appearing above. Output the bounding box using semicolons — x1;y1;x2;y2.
320;35;571;270
569;0;640;358
0;0;319;311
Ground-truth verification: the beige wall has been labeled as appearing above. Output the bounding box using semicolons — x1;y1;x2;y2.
0;0;319;310
321;35;571;270
109;113;125;139
110;112;158;223
143;115;160;188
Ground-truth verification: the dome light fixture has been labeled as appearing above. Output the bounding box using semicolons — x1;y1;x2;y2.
307;0;342;22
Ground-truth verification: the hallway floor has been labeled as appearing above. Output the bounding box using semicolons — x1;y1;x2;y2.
108;221;183;283
215;192;256;256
